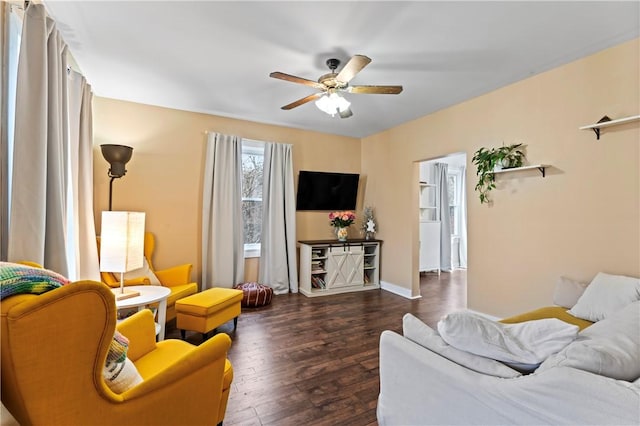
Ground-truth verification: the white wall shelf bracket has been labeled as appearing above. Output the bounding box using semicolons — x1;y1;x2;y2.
579;115;640;140
492;164;548;178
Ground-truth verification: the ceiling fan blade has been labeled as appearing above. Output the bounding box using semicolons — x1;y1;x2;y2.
270;72;325;90
347;85;403;94
336;54;371;83
281;92;324;110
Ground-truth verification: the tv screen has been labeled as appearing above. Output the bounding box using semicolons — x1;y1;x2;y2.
296;171;359;211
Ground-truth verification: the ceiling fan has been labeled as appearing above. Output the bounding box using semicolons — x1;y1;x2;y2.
270;54;403;119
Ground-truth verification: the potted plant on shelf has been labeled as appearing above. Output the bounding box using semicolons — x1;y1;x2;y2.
472;143;525;204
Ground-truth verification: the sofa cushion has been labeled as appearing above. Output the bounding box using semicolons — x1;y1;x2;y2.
437;311;579;365
538;301;640;381
167;283;199;308
402;314;521;378
553;276;589;309
568;272;640;322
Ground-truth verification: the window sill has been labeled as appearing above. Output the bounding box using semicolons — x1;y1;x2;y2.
244;246;261;259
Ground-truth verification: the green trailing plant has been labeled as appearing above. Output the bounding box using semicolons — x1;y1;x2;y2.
472;143;525;204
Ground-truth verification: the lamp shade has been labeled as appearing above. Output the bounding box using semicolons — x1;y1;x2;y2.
100;144;133;178
315;92;351;117
99;211;145;273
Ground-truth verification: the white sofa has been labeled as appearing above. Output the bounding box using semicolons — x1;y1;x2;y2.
378;273;640;425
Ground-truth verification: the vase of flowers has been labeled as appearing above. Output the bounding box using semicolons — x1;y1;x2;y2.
329;211;355;242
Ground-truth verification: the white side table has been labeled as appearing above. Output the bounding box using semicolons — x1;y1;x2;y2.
113;285;171;341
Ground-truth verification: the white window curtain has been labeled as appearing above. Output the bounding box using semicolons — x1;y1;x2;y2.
202;132;245;289
6;3;98;279
258;142;298;294
8;3;70;274
458;166;468;268
435;163;452;272
67;70;100;280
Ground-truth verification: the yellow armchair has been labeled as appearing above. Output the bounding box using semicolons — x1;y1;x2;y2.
0;280;232;426
97;232;198;322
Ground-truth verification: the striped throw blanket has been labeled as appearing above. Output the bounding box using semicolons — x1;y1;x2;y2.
0;262;129;364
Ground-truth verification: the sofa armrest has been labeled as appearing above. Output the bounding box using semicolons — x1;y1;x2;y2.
124;277;151;286
378;330;514;426
155;264;192;287
118;333;231;423
116;309;158;362
102;272;151;288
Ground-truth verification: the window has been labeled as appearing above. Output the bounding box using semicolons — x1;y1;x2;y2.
241;140;264;258
1;5;23;258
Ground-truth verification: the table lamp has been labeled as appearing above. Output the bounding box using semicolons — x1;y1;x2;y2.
99;211;146;301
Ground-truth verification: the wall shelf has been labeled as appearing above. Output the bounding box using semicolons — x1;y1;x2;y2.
492;164;549;177
579;115;640;140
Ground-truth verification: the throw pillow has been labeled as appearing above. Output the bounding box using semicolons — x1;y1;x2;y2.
553;276;589;309
103;357;143;393
123;258;161;285
568;272;640;322
402;313;521;378
538;301;640;381
103;330;143;393
437;311;579;365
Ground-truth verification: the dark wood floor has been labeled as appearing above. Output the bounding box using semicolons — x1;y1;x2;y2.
165;270;466;426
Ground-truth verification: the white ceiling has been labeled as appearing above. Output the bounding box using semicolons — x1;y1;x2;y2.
43;1;640;139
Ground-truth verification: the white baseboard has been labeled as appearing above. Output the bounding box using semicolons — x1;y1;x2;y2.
380;281;422;299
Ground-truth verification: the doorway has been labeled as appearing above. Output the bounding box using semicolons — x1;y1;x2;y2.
418;153;467;277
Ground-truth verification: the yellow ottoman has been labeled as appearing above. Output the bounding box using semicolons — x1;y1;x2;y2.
175;288;243;340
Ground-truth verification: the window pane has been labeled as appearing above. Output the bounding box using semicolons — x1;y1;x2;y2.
447;175;457;206
241;146;264;247
449;206;457;235
242;200;262;244
242;153;263;199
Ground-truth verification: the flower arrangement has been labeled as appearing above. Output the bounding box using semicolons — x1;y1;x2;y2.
329;211;356;228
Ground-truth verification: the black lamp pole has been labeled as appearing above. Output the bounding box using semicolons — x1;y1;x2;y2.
108;177;116;211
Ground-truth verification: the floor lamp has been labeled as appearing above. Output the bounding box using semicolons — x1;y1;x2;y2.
99;211;146;301
100;144;133;211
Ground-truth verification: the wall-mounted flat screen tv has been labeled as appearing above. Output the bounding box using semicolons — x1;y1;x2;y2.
296;171;359;211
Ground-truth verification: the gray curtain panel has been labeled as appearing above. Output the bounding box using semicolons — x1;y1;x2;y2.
68;70;100;281
202;132;245;289
435;163;452;272
259;142;298;294
458;166;468;269
8;3;69;275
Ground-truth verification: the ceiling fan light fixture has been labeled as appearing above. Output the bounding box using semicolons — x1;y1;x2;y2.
315;92;351;117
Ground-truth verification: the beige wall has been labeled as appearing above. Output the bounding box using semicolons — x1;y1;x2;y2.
361;38;640;317
94;38;639;317
93;100;361;284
